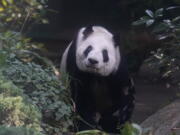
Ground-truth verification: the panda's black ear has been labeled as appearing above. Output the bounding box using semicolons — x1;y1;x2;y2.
83;25;94;39
113;33;121;46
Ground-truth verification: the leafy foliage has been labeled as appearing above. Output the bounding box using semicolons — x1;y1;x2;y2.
0;52;73;134
0;71;42;131
141;45;180;84
0;0;48;32
120;123;141;135
76;130;108;135
132;6;180;86
0;29;73;135
0;72;23;97
0;96;41;130
3;57;72;122
75;123;142;135
0;0;74;134
0;31;32;51
0;126;43;135
132;7;180;41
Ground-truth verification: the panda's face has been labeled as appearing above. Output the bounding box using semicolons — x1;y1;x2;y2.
75;26;121;76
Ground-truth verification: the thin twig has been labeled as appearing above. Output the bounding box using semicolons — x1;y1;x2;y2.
78;116;96;129
171;127;180;130
20;9;31;33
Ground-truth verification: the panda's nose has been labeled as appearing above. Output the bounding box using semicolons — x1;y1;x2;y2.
88;58;98;65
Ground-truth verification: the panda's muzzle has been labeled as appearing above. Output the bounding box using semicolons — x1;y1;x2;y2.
88;58;99;65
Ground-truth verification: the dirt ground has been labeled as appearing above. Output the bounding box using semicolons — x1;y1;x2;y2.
132;77;179;123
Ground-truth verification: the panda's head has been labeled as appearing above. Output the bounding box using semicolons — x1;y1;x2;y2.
75;26;121;76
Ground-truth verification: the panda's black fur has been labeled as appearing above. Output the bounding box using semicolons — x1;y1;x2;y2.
60;26;135;133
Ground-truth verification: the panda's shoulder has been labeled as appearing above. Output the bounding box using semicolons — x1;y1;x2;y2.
60;43;72;73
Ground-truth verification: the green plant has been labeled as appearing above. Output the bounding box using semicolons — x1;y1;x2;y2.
0;27;74;134
0;126;43;135
0;0;48;32
0;30;47;67
1;55;73;134
120;123;141;135
0;31;31;51
76;130;108;135
132;7;180;41
0;95;41;131
0;5;74;132
132;6;180;85
0;70;42;132
0;72;23;97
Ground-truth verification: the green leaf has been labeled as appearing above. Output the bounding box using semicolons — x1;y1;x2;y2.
163;19;174;28
146;19;155;27
0;52;6;66
155;8;164;18
157;34;171;40
132;20;146;26
172;16;180;22
141;16;151;20
76;130;108;135
2;0;8;7
166;6;180;10
121;123;138;135
0;126;43;135
145;9;154;18
132;16;150;26
0;7;4;12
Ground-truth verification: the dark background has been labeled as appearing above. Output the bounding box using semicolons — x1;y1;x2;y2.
28;0;179;63
30;0;179;40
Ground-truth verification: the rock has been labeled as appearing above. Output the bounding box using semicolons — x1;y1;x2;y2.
141;100;180;135
138;60;161;82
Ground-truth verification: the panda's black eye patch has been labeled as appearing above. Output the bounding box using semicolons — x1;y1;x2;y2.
102;49;109;63
84;45;93;57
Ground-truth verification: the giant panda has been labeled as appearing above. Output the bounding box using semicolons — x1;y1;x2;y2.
60;25;135;133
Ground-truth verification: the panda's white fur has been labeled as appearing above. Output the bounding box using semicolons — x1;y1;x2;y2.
61;26;121;76
60;43;71;73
